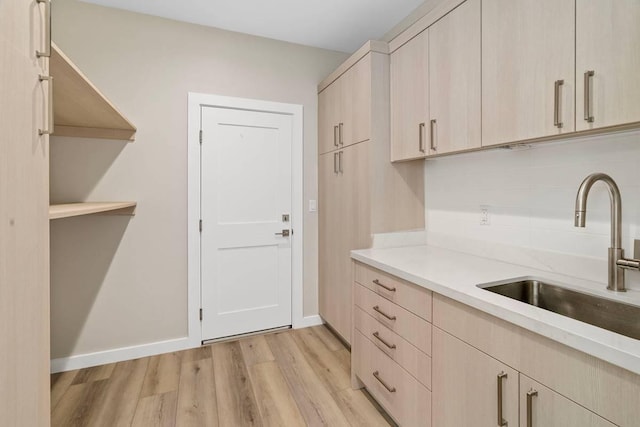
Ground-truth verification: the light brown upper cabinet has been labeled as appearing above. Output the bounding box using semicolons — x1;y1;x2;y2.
576;0;640;131
318;55;372;155
482;0;575;147
390;30;429;162
428;0;481;155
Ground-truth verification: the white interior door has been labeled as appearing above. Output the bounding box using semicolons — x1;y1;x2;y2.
200;106;292;341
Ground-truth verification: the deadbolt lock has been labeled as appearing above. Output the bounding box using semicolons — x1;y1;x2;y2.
282;214;290;222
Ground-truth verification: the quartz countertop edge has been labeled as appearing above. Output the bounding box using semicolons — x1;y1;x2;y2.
351;245;640;376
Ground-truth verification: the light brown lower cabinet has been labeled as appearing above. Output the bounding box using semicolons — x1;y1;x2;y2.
432;327;615;427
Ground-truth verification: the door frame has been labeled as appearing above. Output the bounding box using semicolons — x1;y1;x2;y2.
187;92;304;345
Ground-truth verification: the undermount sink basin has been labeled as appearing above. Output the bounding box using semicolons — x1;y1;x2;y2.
478;278;640;341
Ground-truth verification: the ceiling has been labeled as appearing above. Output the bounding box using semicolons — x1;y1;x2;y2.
80;0;427;53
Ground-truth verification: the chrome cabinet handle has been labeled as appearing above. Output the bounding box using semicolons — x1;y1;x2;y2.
338;122;344;145
372;305;396;321
584;70;595;123
418;122;426;153
372;371;396;393
333;152;338;174
430;119;437;152
526;389;538;427
372;279;396;292
38;75;53;136
554;80;564;128
497;372;508;427
338;151;343;174
372;331;396;349
36;0;51;58
333;125;339;147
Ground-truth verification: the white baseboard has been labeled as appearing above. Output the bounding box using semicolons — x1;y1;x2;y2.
294;314;324;329
50;337;193;373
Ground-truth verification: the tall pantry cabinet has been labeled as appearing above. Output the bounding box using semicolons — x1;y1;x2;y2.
0;0;51;425
318;42;424;344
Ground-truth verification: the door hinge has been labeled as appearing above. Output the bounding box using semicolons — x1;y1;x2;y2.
199;308;203;321
199;219;202;232
199;130;203;144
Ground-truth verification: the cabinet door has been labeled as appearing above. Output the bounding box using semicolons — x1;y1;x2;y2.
342;54;371;148
576;0;640;131
482;0;575;146
0;0;50;425
433;327;518;427
318;151;341;332
390;31;429;161
318;78;341;155
519;375;616;427
429;0;481;155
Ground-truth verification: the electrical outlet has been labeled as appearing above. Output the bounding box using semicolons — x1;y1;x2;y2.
480;206;490;225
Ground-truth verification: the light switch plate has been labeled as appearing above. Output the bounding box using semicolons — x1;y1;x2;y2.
309;199;317;212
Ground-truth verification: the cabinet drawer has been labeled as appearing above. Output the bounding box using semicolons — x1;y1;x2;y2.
355;306;431;389
355;262;432;321
354;331;431;427
354;283;431;355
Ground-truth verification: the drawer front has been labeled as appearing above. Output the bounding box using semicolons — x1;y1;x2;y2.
355;283;431;355
355;262;432;321
354;330;431;427
355;306;431;389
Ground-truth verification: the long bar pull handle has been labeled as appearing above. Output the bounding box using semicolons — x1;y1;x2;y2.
38;75;53;136
333;125;339;147
430;119;437;152
339;122;344;146
36;0;51;58
584;71;595;123
333;152;338;174
338;151;343;174
554;80;564;128
497;372;508;427
372;279;396;292
372;305;396;321
372;371;396;393
526;389;538;427
372;331;396;349
418;122;426;153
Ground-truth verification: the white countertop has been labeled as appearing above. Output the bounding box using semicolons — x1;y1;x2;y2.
351;245;640;376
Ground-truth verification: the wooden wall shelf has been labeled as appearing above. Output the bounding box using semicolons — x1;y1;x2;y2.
50;43;137;141
49;202;137;220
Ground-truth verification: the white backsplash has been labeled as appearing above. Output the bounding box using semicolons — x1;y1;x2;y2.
424;130;640;291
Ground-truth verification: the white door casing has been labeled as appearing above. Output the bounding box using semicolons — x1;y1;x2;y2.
200;106;292;340
187;93;305;346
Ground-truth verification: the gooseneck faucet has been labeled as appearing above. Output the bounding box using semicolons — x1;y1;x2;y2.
574;173;640;291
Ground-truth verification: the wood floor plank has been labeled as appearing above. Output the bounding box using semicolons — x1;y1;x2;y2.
51;379;109;426
239;335;275;367
71;362;116;385
334;388;393;427
248;361;305;427
132;391;178;427
176;358;219;426
211;341;263;426
180;345;212;363
140;351;182;397
311;324;344;352
265;331;350;426
292;327;351;394
85;357;149;427
50;370;78;411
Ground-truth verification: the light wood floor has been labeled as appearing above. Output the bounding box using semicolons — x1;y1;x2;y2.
51;326;392;426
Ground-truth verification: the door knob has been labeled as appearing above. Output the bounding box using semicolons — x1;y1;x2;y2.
275;230;290;237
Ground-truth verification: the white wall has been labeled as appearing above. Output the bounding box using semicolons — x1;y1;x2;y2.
424;131;640;290
50;0;348;359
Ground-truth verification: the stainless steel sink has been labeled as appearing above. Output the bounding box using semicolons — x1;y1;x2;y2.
478;278;640;340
